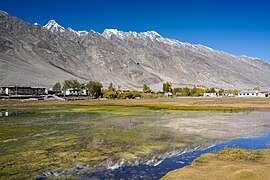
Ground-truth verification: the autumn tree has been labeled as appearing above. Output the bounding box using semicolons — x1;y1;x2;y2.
143;84;151;93
218;89;224;95
181;87;191;96
117;85;122;92
195;88;204;96
163;82;173;93
103;82;117;99
209;87;216;93
108;82;115;91
191;87;197;96
253;86;260;90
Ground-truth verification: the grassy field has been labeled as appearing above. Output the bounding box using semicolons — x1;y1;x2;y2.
0;97;270;110
0;103;203;179
0;97;269;179
162;148;270;180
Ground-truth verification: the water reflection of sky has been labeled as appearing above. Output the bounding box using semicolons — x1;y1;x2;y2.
83;131;270;180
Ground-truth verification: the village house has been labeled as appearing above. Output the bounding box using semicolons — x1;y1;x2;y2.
238;90;268;98
223;93;234;97
164;92;173;97
47;88;62;95
203;92;219;97
0;86;46;96
64;88;88;96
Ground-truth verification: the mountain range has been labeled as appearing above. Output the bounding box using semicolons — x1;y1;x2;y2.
1;10;270;90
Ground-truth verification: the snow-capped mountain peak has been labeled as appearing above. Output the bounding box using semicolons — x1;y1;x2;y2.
142;31;161;39
43;20;65;33
102;29;189;48
43;20;89;38
41;21;213;51
102;29;125;39
102;29;161;40
66;28;88;37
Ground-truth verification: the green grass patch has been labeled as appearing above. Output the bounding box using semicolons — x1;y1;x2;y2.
0;107;196;179
0;102;264;179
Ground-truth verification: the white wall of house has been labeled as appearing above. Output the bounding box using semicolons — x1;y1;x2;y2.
5;88;9;95
223;93;234;97
238;91;268;98
65;89;72;96
64;89;82;96
203;93;218;97
165;92;173;97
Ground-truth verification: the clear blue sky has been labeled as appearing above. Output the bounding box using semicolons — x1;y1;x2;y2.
1;0;270;63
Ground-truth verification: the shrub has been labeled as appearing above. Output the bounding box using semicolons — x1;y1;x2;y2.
102;90;117;99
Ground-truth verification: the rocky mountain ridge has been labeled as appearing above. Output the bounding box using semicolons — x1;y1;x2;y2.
1;10;270;90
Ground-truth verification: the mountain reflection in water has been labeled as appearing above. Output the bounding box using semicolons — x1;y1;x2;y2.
82;131;270;180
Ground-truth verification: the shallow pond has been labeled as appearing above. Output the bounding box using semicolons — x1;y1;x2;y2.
82;131;270;179
0;106;270;179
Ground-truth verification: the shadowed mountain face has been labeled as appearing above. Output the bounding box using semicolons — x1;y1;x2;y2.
0;11;270;90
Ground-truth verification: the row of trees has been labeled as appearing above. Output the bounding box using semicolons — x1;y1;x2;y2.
173;87;205;96
53;80;103;98
52;80;156;99
162;82;241;96
102;83;156;99
173;87;239;96
53;80;244;99
53;79;81;90
162;82;207;96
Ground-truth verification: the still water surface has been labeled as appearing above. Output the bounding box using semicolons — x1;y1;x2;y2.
83;131;270;180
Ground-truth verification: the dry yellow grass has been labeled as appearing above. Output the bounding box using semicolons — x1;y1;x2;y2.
0;97;269;109
162;149;270;180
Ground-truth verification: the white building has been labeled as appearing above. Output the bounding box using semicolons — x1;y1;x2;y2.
203;93;218;97
81;89;88;96
164;92;173;97
64;88;88;96
238;90;268;98
223;93;234;97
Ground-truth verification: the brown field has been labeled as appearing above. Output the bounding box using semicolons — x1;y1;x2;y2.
0;97;270;108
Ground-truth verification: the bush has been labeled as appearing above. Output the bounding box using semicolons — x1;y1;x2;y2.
141;93;164;99
102;90;117;99
119;91;141;99
132;91;141;98
120;92;133;99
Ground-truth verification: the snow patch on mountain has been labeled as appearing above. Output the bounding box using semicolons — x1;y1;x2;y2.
41;20;217;51
102;29;195;48
44;20;65;33
43;20;88;37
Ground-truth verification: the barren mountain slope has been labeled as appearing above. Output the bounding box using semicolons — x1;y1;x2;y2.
1;11;270;90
